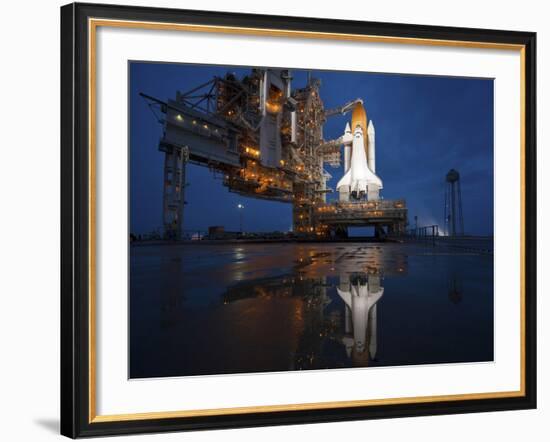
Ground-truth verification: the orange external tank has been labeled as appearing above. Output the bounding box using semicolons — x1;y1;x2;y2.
350;102;368;156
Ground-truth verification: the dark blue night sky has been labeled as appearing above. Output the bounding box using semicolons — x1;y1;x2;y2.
130;62;494;236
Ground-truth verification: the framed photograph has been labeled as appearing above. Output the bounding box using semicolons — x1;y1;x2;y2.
60;2;536;438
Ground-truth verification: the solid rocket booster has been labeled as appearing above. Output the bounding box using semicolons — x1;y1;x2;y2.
367;120;376;173
343;122;352;172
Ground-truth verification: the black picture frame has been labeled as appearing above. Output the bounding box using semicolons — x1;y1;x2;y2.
61;2;537;438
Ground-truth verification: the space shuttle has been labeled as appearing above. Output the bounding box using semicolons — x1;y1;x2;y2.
337;103;383;201
337;274;384;362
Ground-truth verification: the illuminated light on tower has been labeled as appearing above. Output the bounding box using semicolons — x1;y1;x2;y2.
444;169;464;237
237;203;244;233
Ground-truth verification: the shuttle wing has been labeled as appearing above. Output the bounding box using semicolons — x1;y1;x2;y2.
336;168;351;191
336;288;352;309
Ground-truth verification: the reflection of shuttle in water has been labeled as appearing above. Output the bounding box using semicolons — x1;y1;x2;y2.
337;273;383;364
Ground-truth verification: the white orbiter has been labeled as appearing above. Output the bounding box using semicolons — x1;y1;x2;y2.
336;103;383;201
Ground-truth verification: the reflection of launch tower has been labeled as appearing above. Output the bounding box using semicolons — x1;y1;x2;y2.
444;169;464;236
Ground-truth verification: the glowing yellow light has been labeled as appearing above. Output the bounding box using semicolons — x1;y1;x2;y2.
265;101;282;113
175;114;183;121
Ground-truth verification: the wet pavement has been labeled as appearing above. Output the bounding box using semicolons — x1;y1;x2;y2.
129;241;494;378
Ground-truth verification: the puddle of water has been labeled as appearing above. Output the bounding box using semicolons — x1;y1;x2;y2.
129;242;493;378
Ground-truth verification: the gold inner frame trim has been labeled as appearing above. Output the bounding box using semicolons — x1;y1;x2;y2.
87;17;527;424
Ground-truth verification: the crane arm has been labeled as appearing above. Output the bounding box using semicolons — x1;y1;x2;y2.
324;98;363;118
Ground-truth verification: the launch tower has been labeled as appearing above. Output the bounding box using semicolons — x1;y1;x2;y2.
141;69;407;239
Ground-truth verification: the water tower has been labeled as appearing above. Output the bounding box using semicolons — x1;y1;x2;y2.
444;169;464;236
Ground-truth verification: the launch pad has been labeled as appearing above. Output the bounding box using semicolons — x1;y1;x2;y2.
141;68;407;239
315;200;407;238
